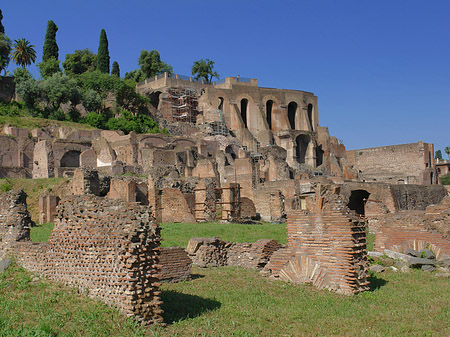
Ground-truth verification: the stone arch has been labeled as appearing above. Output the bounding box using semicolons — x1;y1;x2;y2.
170;139;196;150
60;150;81;167
288;102;298;130
140;135;168;148
148;91;162;109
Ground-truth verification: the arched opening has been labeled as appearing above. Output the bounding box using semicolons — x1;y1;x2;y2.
148;91;161;109
225;145;237;166
316;145;324;166
296;135;310;164
60;150;81;167
288;102;297;129
266;100;273;130
348;190;370;216
307;104;314;131
218;97;224;111
240;99;248;128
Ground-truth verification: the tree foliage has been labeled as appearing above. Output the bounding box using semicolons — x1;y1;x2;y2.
138;49;172;79
111;61;120;77
191;58;219;83
82;89;102;113
11;38;36;68
43;20;58;62
435;150;442;160
96;29;110;73
0;33;11;75
41;73;79;111
15;76;41;109
62;49;97;75
37;57;61;79
105;109;161;134
0;9;5;35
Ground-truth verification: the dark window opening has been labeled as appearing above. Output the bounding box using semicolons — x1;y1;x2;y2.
148;91;161;109
348;190;370;215
241;99;248;128
60;150;81;167
316;145;324;166
307;104;314;131
266;100;273;130
430;172;434;185
296;135;310;164
288;102;297;129
218;97;224;111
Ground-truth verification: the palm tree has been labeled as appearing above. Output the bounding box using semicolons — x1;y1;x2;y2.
445;146;450;160
10;38;36;68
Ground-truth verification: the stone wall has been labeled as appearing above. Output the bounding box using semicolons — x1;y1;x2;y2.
347;141;437;185
186;237;282;270
159;247;192;282
0;190;33;259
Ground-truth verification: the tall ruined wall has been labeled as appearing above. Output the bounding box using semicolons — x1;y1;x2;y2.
44;195;163;324
347;142;436;185
0;190;33;259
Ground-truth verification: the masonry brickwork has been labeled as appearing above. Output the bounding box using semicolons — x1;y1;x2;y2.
159;247;192;282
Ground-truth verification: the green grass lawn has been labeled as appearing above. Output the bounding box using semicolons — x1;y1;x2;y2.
1;263;449;336
160;222;288;247
30;223;55;242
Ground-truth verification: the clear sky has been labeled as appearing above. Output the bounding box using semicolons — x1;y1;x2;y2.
2;1;450;153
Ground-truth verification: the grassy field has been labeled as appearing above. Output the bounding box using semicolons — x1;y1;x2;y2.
1;262;449;336
160;222;288;247
0;178;65;223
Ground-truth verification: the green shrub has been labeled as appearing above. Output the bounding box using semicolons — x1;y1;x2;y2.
440;174;450;185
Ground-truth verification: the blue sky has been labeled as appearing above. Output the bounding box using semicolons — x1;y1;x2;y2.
2;1;450;153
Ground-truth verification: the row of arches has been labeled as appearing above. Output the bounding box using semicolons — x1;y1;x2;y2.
227;97;314;131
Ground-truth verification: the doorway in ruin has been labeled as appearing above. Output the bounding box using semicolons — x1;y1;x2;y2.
148;91;161;109
60;150;81;167
348;190;370;216
316;145;324;166
307;104;314;131
430;172;434;185
288;102;297;129
240;99;248;128
296;135;310;164
218;97;224;111
266;100;273;130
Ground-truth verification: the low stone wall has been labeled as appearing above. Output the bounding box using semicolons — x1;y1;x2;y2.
186;237;282;270
0;190;33;259
13;242;47;273
159;247;192;282
372;212;450;259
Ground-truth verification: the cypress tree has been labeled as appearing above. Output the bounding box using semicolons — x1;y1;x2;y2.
96;29;110;73
111;61;120;77
0;10;5;34
43;20;59;62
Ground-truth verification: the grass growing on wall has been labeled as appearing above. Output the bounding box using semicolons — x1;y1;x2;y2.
0;115;96;130
160;222;288;247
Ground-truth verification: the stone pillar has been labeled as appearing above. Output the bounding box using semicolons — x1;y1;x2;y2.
194;181;207;221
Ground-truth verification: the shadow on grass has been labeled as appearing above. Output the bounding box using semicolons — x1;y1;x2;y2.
368;273;388;291
161;290;221;324
190;274;205;280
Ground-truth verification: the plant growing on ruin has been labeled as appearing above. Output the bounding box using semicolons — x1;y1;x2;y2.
191;58;219;83
445;146;450;160
0;33;11;75
96;29;110;74
11;38;36;68
435;150;442;160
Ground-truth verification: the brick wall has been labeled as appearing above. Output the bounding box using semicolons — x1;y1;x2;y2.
161;188;196;223
42;195;163;324
159;247;192;282
13;242;47;273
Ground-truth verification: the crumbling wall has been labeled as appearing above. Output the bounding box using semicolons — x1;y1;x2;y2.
0;190;33;259
186;237;282;270
44;195;163;324
159;247;192;282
